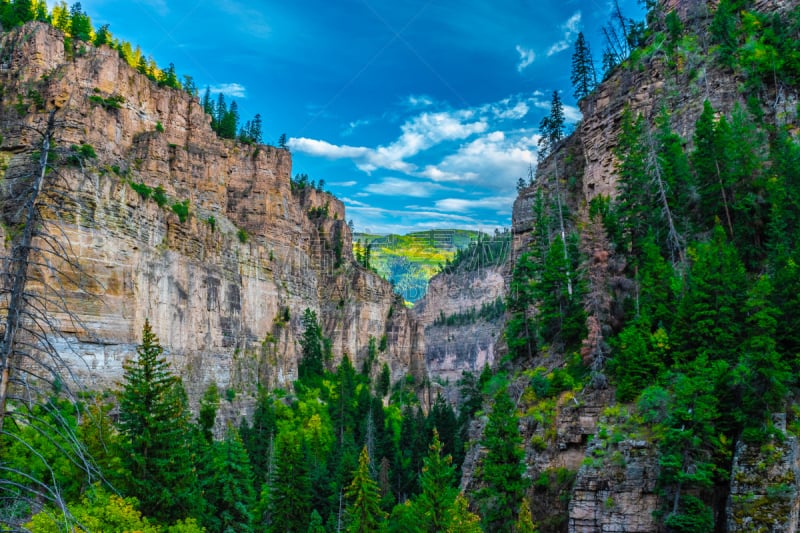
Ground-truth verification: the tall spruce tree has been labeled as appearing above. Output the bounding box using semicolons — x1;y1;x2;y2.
117;320;200;523
346;446;385;532
299;308;325;384
414;429;458;533
571;31;597;100
200;426;256;533
263;430;311;532
477;386;528;532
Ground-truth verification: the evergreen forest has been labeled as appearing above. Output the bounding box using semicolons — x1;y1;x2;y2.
2;0;800;532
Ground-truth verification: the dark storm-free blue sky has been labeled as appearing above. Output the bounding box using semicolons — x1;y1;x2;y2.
69;0;644;234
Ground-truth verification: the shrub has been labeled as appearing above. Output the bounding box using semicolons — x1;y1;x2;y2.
155;121;164;133
237;228;248;243
130;181;152;200
206;215;216;232
171;200;189;223
152;186;168;207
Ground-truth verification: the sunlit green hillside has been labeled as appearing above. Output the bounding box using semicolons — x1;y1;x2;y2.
353;229;484;303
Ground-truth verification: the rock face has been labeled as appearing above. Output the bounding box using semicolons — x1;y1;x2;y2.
495;1;800;531
0;22;424;412
727;416;800;532
413;265;506;382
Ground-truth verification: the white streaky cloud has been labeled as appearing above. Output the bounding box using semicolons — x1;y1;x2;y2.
434;195;518;214
139;0;169;16
209;83;247;98
516;45;535;71
364;177;458;198
406;94;435;108
342;119;371;137
547;11;582;57
330;180;358;187
287;138;370;159
218;0;271;36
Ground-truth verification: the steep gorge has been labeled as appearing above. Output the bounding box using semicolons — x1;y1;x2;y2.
418;0;800;530
0;21;425;415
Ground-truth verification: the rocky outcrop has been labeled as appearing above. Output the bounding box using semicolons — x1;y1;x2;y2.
0;22;424;413
727;416;800;532
413;265;505;382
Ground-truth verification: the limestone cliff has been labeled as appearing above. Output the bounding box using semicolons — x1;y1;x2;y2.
413;264;506;383
0;22;424;414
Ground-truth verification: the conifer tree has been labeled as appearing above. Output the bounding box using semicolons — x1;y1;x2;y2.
346;446;385;532
414;429;458;533
200;425;256;533
240;388;277;488
263;430;311;532
477;387;528;532
197;382;219;445
446;494;482;533
117;319;200;523
515;498;537;533
69;2;92;42
299;308;325;384
571;32;597;100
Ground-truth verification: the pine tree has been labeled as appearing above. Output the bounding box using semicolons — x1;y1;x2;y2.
200;426;256;533
117;319;200;523
346;446;385;532
263;430;311;532
673;225;746;364
477;387;528;532
446;494;482;533
571;32;597;100
69;2;92;42
299;308;325;384
197;382;219;444
414;429;458;533
515;498;537;533
734;275;790;430
691;100;733;236
240;388;277;489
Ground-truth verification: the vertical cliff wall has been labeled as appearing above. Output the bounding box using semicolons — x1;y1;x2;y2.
0;22;424;413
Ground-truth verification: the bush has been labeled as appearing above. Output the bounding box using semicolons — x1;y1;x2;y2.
237;228;248;243
130;181;152;200
206;215;216;232
152;186;168;207
171;200;189;223
155;121;164;133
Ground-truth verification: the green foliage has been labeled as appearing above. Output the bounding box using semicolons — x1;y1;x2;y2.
153;185;168;207
298;308;326;384
237;228;248;243
413;430;458;532
571;31;597;100
261;430;311;532
200;426;255;533
477;387;528;532
206;215;216;231
116;320;201;523
434;297;505;327
155;120;164;133
346;447;385;532
171;199;190;223
88;93;125;110
25;486;204;533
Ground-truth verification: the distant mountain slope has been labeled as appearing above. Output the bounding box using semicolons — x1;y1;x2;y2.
353;229;485;302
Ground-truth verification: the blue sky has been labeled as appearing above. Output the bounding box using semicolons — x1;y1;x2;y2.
74;0;644;234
